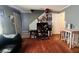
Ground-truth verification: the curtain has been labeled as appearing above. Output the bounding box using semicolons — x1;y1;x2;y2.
0;10;4;34
0;17;3;34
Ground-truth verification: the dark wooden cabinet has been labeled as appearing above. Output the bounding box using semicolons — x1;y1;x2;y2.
37;22;48;38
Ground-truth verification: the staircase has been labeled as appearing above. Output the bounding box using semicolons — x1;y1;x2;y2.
29;12;46;30
29;9;52;38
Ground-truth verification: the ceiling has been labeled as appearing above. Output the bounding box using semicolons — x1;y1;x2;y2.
8;5;70;13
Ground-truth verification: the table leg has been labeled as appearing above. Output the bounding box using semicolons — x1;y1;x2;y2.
69;32;72;48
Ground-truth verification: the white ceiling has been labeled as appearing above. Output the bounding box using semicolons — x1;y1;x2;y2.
9;5;70;13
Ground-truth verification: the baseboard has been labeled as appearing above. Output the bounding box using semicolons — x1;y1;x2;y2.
21;32;30;39
52;34;60;36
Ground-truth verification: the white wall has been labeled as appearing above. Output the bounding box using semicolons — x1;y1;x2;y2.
65;5;79;29
52;12;65;34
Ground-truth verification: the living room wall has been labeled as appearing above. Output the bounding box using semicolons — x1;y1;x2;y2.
65;5;79;29
21;10;43;32
0;5;21;34
52;12;65;34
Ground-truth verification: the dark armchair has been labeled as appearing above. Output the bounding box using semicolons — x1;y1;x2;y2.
0;34;22;53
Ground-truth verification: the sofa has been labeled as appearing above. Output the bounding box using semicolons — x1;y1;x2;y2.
0;34;22;53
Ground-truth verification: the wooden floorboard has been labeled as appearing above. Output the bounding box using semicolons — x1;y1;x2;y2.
22;35;77;53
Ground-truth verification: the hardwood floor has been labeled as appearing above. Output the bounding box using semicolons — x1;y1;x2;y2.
71;47;79;53
22;35;77;53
